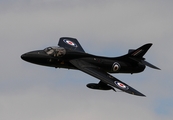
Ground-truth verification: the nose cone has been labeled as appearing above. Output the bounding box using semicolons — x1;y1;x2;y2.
21;53;29;61
21;51;41;61
21;50;50;65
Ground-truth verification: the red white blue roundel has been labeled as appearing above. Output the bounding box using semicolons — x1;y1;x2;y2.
112;62;120;72
114;81;129;90
63;39;78;47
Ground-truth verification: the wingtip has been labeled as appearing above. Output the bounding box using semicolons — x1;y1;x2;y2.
135;93;146;97
130;90;146;97
138;92;146;97
141;94;146;97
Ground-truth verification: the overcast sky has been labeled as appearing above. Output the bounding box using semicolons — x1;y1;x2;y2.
0;1;173;120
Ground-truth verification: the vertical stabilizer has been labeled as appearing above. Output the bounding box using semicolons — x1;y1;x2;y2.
127;43;160;70
128;43;152;58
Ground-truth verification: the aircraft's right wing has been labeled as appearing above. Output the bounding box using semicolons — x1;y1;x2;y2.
70;59;145;97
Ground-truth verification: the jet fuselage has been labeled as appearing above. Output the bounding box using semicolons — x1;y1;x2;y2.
21;37;160;96
21;47;145;74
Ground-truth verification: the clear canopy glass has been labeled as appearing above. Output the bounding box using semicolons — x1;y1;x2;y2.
44;47;66;57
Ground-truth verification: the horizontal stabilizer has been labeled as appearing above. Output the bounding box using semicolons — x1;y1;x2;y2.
130;57;161;70
142;60;161;70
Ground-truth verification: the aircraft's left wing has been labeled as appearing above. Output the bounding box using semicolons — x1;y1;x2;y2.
58;37;85;53
70;59;145;97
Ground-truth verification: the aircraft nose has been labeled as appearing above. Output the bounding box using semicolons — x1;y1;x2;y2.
21;51;38;61
21;53;28;61
21;50;49;62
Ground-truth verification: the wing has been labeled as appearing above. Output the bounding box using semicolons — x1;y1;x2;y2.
58;37;85;53
70;59;145;97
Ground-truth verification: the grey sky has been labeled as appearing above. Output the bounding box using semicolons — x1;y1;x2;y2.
0;1;173;120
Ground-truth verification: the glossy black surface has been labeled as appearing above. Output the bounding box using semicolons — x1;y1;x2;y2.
21;37;160;96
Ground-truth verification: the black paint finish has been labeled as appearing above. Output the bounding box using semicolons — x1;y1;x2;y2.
21;37;160;96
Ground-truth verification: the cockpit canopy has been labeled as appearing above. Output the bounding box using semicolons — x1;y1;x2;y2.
44;46;66;57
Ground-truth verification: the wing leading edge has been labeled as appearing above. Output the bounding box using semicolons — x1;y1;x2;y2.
70;59;145;97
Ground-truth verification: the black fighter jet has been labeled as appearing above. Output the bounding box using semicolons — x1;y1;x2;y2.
21;37;160;96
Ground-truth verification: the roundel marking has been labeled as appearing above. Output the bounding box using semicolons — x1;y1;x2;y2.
63;39;78;47
114;81;129;90
112;62;120;72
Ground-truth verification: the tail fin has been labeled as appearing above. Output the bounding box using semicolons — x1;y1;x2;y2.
128;43;152;58
127;43;160;70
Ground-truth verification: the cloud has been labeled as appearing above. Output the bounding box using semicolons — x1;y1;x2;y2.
0;86;166;120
